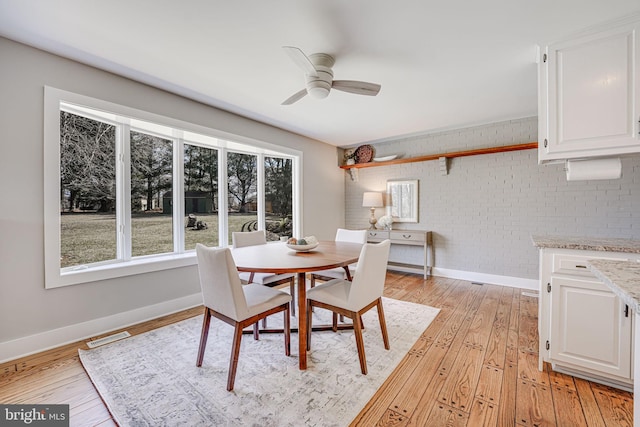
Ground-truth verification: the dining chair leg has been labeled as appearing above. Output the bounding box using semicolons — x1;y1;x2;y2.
376;298;390;349
284;305;291;356
289;278;296;316
253;322;259;340
332;312;338;332
227;323;244;391
306;300;313;351
196;307;212;367
353;312;368;375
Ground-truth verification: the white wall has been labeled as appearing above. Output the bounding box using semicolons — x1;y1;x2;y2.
346;118;640;285
0;37;344;361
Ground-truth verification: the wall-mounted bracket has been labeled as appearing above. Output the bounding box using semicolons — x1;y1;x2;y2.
439;156;448;175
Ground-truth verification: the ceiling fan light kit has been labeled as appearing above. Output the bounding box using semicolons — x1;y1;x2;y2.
282;46;381;105
305;54;334;99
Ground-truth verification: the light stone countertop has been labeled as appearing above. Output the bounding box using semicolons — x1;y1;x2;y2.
588;259;640;313
531;235;640;254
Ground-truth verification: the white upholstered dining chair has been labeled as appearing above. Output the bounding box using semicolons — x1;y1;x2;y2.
310;228;367;287
306;239;391;375
195;244;291;391
232;230;297;315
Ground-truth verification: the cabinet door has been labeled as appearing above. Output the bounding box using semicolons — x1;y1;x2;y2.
550;275;632;379
539;20;640;162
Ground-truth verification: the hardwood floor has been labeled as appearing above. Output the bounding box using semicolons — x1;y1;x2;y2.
0;272;633;426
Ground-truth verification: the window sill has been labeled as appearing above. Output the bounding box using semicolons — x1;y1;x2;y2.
46;252;198;289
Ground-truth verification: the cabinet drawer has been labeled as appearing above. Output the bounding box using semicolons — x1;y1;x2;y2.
367;230;388;241
390;231;425;243
552;253;628;276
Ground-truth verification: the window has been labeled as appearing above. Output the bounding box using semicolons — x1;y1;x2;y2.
183;143;219;251
130;131;174;257
44;87;301;288
227;152;257;244
265;156;293;241
59;111;117;267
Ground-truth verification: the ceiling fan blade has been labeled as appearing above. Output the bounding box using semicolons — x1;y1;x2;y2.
281;88;308;105
332;80;381;96
282;46;318;77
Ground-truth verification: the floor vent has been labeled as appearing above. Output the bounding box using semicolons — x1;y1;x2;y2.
86;331;131;348
471;282;484;285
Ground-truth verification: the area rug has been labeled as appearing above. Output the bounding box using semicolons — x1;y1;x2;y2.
79;297;439;427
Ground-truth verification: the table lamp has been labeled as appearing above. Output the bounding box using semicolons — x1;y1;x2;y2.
362;192;383;230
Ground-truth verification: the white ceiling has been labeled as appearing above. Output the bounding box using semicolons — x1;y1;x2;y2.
1;1;638;147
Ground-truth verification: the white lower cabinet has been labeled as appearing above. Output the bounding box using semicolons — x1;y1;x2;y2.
539;248;637;390
550;275;632;379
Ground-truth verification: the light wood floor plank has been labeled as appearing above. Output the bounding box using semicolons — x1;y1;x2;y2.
423;402;469;426
551;384;588;426
437;344;485;412
483;286;513;370
574;378;607;427
464;285;501;349
497;357;518;427
467;397;499;426
518;350;551;387
590;383;633;427
517;313;539;354
386;342;449;418
516;379;556;427
351;355;424;426
475;364;503;405
404;371;449;427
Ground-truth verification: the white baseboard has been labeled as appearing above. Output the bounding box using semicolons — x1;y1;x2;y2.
0;293;203;364
432;267;538;291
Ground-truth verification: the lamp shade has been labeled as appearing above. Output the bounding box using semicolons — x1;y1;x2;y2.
362;192;383;208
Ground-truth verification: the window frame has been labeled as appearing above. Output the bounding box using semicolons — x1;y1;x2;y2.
44;86;302;289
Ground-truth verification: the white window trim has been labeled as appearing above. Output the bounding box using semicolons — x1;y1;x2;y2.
44;86;302;289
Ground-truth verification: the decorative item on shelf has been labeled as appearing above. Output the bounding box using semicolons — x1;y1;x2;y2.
362;192;383;230
343;148;356;166
373;154;398;162
354;144;374;163
377;215;394;230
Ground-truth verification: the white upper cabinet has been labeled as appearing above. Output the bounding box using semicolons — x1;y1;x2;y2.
538;16;640;163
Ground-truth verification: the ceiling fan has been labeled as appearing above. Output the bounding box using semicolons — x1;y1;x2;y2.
281;46;381;105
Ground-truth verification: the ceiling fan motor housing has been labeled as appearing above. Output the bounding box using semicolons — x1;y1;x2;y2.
305;53;335;99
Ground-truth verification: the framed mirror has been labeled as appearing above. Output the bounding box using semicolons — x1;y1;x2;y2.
386;180;419;223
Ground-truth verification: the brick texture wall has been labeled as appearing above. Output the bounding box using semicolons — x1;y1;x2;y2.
345;117;640;280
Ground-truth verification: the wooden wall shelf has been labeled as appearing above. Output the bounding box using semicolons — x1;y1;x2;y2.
339;142;538;169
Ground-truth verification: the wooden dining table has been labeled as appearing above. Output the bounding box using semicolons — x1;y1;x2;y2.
230;240;362;370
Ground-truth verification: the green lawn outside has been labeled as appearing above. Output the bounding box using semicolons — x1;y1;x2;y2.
60;212;266;268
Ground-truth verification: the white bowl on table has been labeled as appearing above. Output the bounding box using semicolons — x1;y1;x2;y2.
286;242;319;252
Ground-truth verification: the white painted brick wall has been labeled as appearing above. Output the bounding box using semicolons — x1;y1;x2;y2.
344;117;640;280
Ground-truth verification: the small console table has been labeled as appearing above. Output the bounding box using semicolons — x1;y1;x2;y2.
366;229;433;279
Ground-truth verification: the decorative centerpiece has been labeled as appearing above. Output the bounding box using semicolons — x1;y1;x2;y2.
354;144;374;163
343;149;356;166
286;235;319;252
377;215;394;230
